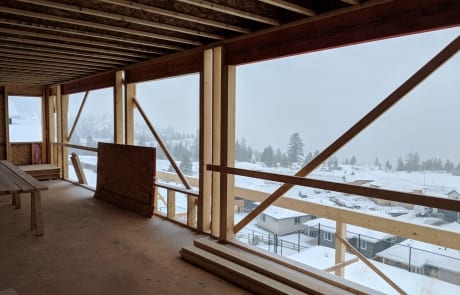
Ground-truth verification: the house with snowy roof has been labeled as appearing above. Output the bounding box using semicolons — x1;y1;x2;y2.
256;205;315;235
304;218;404;258
375;229;460;286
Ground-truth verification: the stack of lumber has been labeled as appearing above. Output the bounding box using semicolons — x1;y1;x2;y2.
19;164;60;180
181;238;383;295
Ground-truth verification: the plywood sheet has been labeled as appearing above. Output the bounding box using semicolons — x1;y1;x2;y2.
95;142;155;217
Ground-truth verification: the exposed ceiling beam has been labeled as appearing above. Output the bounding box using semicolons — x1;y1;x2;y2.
0;28;153;58
176;0;280;26
0;6;197;46
0;19;169;55
98;0;250;33
257;0;316;16
0;70;86;79
17;0;224;40
341;0;360;5
0;48;125;66
0;53;111;71
0;60;98;74
0;43;138;63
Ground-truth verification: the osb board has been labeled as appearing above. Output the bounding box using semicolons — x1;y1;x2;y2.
11;143;32;165
95;142;156;217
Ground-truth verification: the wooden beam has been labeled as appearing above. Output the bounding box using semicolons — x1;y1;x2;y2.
67;91;89;141
61;94;69;178
177;0;280;26
187;195;197;227
335;234;407;295
55;86;62;175
0;60;95;75
70;152;88;184
0;47;128;65
233;35;460;233
340;0;360;5
3;87;10;161
0;19;168;55
225;0;460;65
99;0;250;33
167;189;176;219
257;0;316;16
46;91;56;164
0;28;154;57
209;165;460;212
219;55;236;242
114;71;123;144
133;98;192;190
0;42;134;63
335;222;347;277
61;71;115;95
211;47;222;237
0;52;110;71
0;6;199;46
125;83;135;145
324;257;359;273
198;48;212;233
18;0;223;40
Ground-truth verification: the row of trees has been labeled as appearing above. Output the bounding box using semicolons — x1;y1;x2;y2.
396;152;460;173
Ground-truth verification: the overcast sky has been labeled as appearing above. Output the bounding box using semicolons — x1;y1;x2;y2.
235;27;460;164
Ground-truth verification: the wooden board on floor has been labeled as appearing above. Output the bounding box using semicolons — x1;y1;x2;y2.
95;142;155;217
19;164;61;180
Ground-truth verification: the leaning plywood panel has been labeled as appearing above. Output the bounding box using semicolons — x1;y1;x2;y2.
95;142;156;217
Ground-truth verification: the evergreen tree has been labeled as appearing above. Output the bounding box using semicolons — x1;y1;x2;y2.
180;152;193;175
405;152;420;172
396;157;405;171
444;159;454;172
261;145;275;167
86;135;96;147
385;160;392;171
350;156;357;166
279;153;289;168
303;152;313;165
286;132;304;166
374;157;381;169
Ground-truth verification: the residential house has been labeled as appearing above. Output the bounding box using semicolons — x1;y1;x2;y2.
256;205;315;235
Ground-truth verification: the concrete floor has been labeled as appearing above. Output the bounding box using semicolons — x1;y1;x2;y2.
0;181;250;295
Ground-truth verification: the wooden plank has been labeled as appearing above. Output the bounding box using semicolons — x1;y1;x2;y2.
125;83;135;145
1;161;47;191
187;195;197;227
94;143;156;217
225;0;460;65
219;59;236;241
4;85;43;96
258;0;316;16
233;36;460;233
70;153;88;184
133;98;191;189
61;94;69;179
31;191;44;236
155;182;199;197
55;86;62;173
67;91;89;141
114;71;123;144
198;48;212;233
335;222;347;277
3;87;11;161
335;234;407;295
62;71;115;95
211;47;222;237
167;189;176;219
324;258;359;273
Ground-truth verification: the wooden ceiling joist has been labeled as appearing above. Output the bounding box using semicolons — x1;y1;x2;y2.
0;32;150;59
176;0;280;26
17;0;225;40
0;61;97;75
0;59;100;74
0;6;197;47
0;19;169;55
0;43;136;64
257;0;316;16
0;48;126;67
0;53;111;71
341;0;360;5
98;0;251;33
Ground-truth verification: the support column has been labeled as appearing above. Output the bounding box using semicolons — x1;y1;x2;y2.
198;48;213;233
61;93;69;178
55;86;63;175
219;47;235;242
0;86;7;160
114;71;124;144
335;222;347;277
125;83;136;145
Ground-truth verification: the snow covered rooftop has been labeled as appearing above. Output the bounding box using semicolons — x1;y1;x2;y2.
304;218;395;241
288;246;460;295
259;204;308;220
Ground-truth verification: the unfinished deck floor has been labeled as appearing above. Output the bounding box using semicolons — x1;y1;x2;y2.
0;181;249;295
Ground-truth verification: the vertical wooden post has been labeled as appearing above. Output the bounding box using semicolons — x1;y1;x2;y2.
167;189;176;219
198;48;213;233
41;88;47;163
335;222;347;277
61;93;69;178
153;185;159;213
219;47;236;242
211;47;222;237
125;83;136;145
4;87;11;161
187;195;197;227
48;91;56;165
55;86;63;174
70;152;88;184
114;71;124;144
